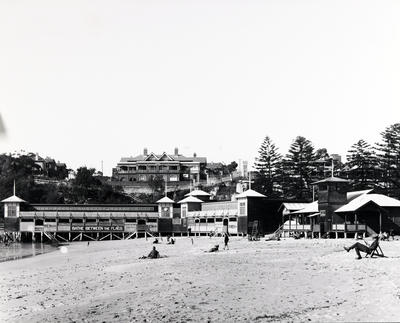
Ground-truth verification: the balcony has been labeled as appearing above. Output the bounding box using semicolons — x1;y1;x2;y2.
283;224;311;231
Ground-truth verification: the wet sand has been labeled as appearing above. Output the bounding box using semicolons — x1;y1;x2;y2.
1;237;400;322
0;243;57;263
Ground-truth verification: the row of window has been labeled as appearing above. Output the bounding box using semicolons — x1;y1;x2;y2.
194;218;237;223
120;174;180;182
21;218;158;224
120;165;179;172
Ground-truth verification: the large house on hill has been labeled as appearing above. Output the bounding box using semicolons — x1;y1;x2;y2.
112;148;207;185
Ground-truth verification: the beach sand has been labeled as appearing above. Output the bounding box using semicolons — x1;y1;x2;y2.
1;237;400;322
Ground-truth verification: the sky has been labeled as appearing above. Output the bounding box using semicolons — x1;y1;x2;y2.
1;0;399;175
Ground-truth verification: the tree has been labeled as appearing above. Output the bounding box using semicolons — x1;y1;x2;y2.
345;139;379;190
227;161;238;173
375;123;400;197
282;136;316;199
148;175;165;197
253;136;282;197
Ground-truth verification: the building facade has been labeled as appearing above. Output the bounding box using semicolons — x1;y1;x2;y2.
281;176;400;238
113;148;207;185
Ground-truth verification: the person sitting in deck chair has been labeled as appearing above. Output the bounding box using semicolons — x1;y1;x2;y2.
344;235;380;259
207;244;219;252
167;238;175;245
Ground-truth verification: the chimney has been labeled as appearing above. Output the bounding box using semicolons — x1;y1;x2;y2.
193;152;197;158
143;148;148;155
174;147;179;155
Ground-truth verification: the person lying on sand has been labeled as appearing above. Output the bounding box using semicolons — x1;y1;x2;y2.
153;238;159;244
139;246;160;259
344;235;380;259
206;244;219;252
265;233;280;241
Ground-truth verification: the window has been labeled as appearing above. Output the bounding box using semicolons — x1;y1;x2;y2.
159;165;168;171
182;206;187;218
149;166;157;171
239;202;246;215
8;203;17;217
161;206;170;217
139;175;147;182
58;219;70;223
200;218;206;223
169;175;178;182
195;219;200;223
169;166;178;170
207;218;215;223
215;218;222;222
125;218;136;223
138;165;147;171
229;218;237;222
35;219;44;225
147;219;157;223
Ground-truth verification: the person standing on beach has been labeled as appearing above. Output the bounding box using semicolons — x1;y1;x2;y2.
224;234;229;250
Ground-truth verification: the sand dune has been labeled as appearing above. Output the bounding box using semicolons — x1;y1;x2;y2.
1;237;400;322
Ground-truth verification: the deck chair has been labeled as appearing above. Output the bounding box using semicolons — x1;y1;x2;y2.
365;239;385;258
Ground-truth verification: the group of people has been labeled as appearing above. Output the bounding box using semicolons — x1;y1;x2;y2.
207;234;230;252
141;233;231;258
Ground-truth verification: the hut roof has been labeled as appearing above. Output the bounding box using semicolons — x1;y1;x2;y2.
346;189;373;202
312;176;350;185
281;202;311;212
185;189;211;197
236;189;266;198
1;195;26;203
156;196;175;204
178;196;204;204
292;201;319;214
336;194;400;213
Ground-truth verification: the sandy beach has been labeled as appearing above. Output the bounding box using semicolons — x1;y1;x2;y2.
1;237;400;322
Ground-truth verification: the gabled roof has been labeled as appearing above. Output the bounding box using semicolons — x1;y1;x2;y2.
156;196;175;203
144;153;159;161
178;196;204;204
312;176;350;185
347;189;373;202
185;190;211;197
1;195;26;203
119;153;206;163
235;189;266;198
336;194;400;213
292;201;319;214
158;152;174;161
281;202;311;212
